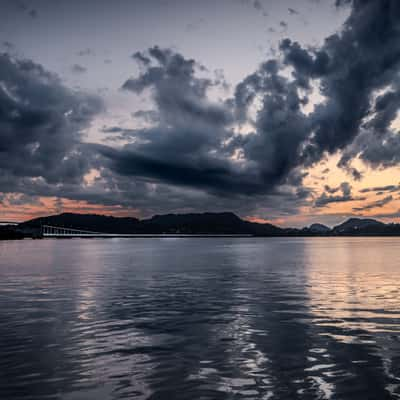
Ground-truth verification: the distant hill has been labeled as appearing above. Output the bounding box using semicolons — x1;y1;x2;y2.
332;218;385;234
303;223;331;234
16;213;400;237
141;212;283;235
332;218;400;235
19;213;140;234
18;212;284;236
310;223;331;233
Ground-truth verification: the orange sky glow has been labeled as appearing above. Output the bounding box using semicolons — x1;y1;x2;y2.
2;152;400;227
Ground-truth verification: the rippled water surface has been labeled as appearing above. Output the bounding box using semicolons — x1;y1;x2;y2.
1;238;400;399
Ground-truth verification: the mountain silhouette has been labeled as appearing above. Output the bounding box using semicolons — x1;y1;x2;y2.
13;213;400;237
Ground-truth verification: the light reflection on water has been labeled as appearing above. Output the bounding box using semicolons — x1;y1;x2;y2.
1;237;400;399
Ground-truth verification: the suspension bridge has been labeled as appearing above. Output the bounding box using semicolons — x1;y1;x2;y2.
41;225;251;238
42;225;115;237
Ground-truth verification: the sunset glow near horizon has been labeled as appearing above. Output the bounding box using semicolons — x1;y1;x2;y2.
1;0;400;228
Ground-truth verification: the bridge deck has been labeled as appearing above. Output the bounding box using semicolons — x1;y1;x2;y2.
41;225;252;238
42;233;252;238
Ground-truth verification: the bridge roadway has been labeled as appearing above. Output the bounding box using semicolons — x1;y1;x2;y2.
41;225;252;238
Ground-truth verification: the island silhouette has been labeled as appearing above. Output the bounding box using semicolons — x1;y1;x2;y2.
2;212;400;239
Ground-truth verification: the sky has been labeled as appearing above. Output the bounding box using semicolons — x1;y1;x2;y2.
1;0;400;227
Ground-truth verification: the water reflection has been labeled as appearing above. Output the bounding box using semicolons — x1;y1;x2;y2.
304;238;400;399
1;238;400;399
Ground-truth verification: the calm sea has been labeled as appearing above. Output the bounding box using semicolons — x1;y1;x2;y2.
1;237;400;399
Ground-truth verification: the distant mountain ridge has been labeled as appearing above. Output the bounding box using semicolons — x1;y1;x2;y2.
332;218;385;234
19;212;281;235
304;223;331;234
16;212;400;236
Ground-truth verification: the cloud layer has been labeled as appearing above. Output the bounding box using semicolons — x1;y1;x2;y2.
0;53;102;191
2;0;400;221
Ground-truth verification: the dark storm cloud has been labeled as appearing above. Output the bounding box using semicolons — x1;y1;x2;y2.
105;46;309;197
353;195;393;212
288;7;299;15
279;0;400;175
234;58;311;188
269;0;400;186
97;143;267;196
315;182;366;207
95;0;400;210
118;46;271;195
0;52;102;190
